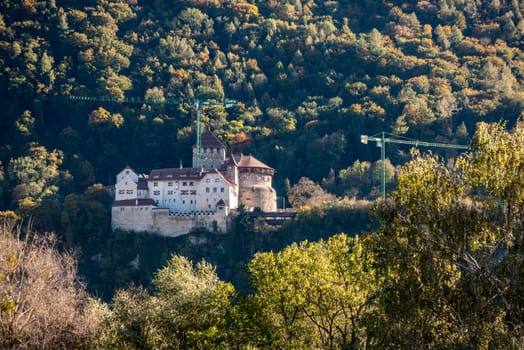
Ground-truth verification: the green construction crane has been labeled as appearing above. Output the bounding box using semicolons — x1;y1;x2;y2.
360;132;469;199
68;95;237;168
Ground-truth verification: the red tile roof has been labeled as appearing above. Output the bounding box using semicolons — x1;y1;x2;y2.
237;154;274;170
113;199;156;207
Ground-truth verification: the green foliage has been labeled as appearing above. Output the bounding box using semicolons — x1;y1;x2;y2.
2;0;524;344
7;143;65;213
367;122;524;348
287;176;335;208
98;254;235;349
247;233;376;348
1;0;524;218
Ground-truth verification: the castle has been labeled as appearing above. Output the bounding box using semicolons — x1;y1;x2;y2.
111;131;277;237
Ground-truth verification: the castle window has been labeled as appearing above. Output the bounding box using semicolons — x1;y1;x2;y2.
167;191;173;195
220;187;225;193
213;187;217;193
153;182;158;187
190;190;196;195
190;200;193;204
182;182;187;186
216;147;220;153
120;208;124;211
206;187;210;193
214;178;220;183
168;182;173;187
183;200;185;204
125;181;128;185
166;174;173;178
203;148;207;153
208;204;211;209
181;190;189;195
118;190;125;194
205;179;211;183
189;181;194;186
126;190;134;194
153;191;160;195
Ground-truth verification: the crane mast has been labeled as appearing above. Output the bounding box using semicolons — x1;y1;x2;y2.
361;132;469;199
68;95;237;169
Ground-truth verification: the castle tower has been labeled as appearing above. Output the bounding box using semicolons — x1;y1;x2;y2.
223;155;239;186
237;154;277;212
192;131;226;169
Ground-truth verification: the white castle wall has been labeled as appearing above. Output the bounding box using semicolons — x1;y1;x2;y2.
115;174;139;201
112;205;230;237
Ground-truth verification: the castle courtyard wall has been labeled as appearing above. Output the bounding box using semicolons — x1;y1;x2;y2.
112;206;229;237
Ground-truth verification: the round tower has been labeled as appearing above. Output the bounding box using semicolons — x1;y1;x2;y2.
237;154;277;212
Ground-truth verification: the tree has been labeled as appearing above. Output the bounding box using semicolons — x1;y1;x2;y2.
247;234;376;349
0;223;98;349
99;255;235;349
287;177;335;208
61;184;111;247
367;122;524;348
7;143;65;213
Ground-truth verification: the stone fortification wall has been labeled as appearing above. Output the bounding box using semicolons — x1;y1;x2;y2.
239;185;277;212
112;206;229;237
112;206;154;232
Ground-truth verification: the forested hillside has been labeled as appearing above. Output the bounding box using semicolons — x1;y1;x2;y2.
1;1;524;345
4;123;524;348
1;0;523;215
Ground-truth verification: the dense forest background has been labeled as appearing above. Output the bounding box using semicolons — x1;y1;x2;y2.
1;0;524;296
2;1;524;348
